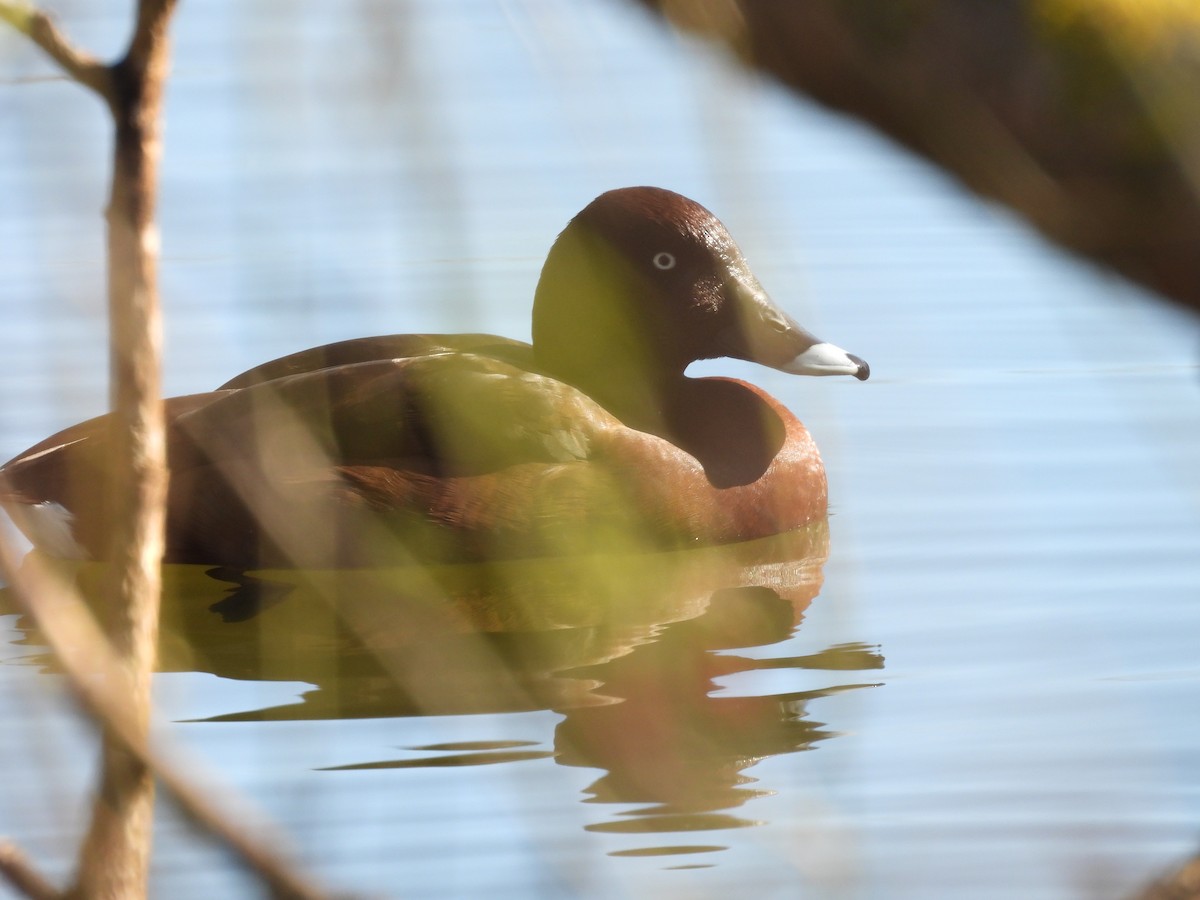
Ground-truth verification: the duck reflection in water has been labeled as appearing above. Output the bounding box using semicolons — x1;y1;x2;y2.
4;523;881;856
558;585;879;837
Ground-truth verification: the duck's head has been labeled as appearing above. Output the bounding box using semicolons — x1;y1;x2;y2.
532;187;868;401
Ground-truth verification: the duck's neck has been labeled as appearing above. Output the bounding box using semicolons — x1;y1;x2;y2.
532;235;698;431
544;359;786;489
540;353;683;436
662;377;786;488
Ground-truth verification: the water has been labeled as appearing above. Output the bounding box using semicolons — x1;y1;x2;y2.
2;1;1199;897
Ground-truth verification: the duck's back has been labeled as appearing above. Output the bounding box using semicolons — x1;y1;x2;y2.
219;333;533;389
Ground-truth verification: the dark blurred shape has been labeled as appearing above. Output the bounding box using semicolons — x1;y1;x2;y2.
634;0;1200;313
1131;853;1200;900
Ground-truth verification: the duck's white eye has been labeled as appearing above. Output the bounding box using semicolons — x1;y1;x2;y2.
652;251;676;271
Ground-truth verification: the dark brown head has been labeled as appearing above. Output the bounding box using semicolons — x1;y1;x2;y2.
531;187;867;401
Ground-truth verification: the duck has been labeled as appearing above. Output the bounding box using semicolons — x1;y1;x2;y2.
0;187;868;568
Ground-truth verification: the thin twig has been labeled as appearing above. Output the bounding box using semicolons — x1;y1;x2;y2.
0;840;60;900
0;2;112;104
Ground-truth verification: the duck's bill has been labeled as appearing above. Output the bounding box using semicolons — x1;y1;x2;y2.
730;292;870;381
778;341;870;381
719;254;869;381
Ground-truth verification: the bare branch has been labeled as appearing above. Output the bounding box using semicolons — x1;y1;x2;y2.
0;841;60;900
127;0;179;69
0;2;113;104
59;0;183;892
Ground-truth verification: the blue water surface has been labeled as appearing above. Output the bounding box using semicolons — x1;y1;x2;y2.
2;2;1198;898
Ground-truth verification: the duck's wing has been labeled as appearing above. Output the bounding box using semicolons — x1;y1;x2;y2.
2;356;623;564
179;353;617;477
218;334;533;390
166;354;638;564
